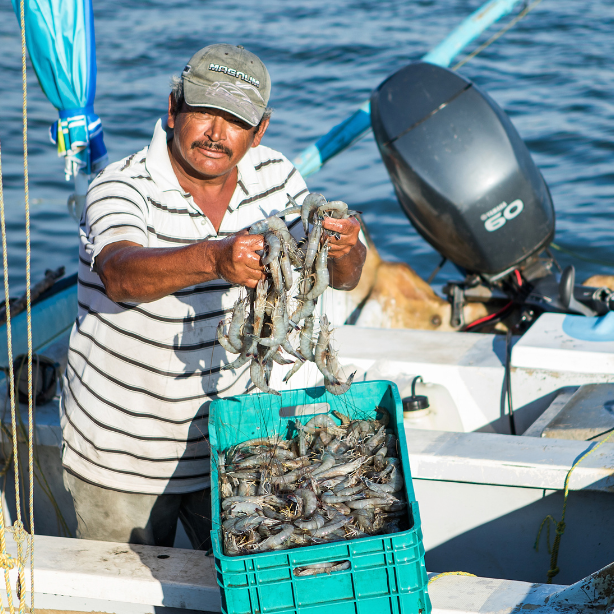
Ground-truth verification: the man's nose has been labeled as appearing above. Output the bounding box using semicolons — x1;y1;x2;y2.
205;116;226;141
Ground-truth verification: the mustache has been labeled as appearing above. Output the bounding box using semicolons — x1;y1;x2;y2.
191;140;233;157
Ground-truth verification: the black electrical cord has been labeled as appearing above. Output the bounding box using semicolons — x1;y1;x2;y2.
504;328;517;435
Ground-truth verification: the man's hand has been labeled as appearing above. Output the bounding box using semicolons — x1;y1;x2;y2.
322;216;366;291
323;216;361;259
212;230;265;288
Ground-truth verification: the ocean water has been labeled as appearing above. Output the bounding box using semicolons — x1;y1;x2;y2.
1;0;613;295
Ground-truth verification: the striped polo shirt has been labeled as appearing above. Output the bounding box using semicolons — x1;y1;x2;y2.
60;118;309;494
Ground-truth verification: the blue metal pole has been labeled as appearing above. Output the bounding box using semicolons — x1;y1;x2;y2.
293;0;525;178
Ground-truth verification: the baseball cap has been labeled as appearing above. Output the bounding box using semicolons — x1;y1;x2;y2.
181;44;271;127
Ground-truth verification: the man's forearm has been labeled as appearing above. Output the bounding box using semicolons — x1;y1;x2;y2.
328;240;366;291
96;241;219;303
96;231;266;303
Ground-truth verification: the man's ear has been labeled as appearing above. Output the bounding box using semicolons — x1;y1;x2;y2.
167;94;176;129
251;118;270;148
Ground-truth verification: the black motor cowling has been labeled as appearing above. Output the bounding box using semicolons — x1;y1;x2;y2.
371;62;555;276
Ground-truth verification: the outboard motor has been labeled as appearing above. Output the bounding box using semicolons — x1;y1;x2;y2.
371;61;554;276
371;62;614;329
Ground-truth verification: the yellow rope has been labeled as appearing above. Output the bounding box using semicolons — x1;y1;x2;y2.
534;430;614;583
0;133;18;614
428;571;476;585
19;0;35;608
452;0;545;72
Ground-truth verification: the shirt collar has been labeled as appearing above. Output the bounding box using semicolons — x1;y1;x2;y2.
144;118;189;194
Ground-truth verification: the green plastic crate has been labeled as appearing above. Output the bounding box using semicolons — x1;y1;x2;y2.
208;380;432;614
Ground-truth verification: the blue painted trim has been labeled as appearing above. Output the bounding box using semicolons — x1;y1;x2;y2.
422;0;522;67
0;283;78;367
293;0;524;177
562;313;614;342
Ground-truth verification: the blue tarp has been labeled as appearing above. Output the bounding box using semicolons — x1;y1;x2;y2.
12;0;108;179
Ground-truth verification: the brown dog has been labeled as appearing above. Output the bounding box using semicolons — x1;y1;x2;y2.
347;235;490;331
583;275;614;290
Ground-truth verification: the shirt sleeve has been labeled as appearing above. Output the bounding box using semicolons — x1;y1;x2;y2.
80;172;150;269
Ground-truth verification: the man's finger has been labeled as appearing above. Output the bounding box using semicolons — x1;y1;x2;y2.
323;216;359;236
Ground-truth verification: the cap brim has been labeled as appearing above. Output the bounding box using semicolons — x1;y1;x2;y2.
183;78;264;127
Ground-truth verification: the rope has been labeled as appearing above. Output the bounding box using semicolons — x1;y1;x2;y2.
451;0;545;72
550;242;614;268
19;0;35;607
0;6;36;613
534;430;614;583
0;141;17;614
428;571;477;585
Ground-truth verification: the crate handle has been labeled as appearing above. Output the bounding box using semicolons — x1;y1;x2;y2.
280;402;330;418
293;560;351;577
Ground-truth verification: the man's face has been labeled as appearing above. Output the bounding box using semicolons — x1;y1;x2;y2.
167;96;268;180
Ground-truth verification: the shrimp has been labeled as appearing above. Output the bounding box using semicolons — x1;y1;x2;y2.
249;219;269;235
304;217;323;272
317;200;348;219
286;243;305;269
351;510;374;533
227;298;246;351
280;243;293;291
217;320;240;354
238;436;284;447
281;338;305;361
249;214;298;250
282;357;305;383
256;524;295;551
314;316;340;384
289;298;316;328
253;279;268;338
294;561;349;576
269;257;284;293
266;215;299;251
364;466;404;494
305;415;338;429
324;345;355;395
299;316;316;361
259;296;287;347
277;205;302;217
315;457;365;479
222;334;257;371
269;461;322;485
302;193;326;234
303;243;329;300
224;534;240;556
294;514;325;531
321;493;363;504
335;484;364;496
277;193;302;217
262;232;281;266
295;488;318;517
233;515;266;534
310;453;336;477
365;426;387;453
310;516;350;538
298;427;307;457
237;480;253;497
374;443;388;472
272;351;294;366
250;358;281;396
346;498;394;510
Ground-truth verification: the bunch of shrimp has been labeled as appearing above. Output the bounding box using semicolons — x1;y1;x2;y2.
216;193;357;395
219;409;408;557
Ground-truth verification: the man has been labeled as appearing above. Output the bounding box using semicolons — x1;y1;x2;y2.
60;44;366;550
